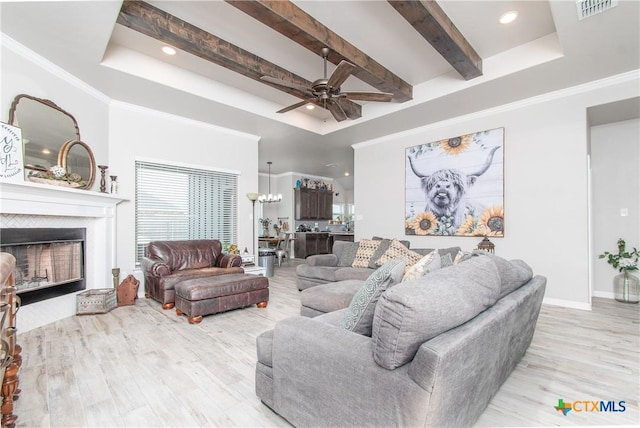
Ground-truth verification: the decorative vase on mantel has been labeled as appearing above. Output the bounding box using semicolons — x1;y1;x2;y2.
613;272;639;303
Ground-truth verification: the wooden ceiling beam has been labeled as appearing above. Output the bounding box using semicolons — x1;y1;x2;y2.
117;1;362;119
225;0;413;103
388;0;482;80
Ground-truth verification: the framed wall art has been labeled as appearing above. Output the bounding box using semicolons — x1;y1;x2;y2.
405;127;504;237
0;122;24;183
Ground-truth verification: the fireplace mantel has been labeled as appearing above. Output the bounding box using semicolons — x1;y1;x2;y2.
0;181;126;217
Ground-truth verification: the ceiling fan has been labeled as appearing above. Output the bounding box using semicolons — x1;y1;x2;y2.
261;48;393;122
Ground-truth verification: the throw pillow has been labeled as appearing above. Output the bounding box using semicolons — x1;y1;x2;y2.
401;251;441;282
440;252;453;268
352;239;381;268
337;242;360;267
341;258;406;336
375;239;423;270
368;239;392;269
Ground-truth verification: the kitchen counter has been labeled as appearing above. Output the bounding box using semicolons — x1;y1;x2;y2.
328;232;354;242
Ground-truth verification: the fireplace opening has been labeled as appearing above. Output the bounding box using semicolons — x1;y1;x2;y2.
0;228;86;305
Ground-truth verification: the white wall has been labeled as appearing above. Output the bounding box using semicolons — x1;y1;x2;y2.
591;119;640;297
109;102;260;278
2;36;260;312
1;41;110;187
354;73;640;309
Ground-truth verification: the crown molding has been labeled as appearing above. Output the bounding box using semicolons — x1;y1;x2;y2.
353;69;640;149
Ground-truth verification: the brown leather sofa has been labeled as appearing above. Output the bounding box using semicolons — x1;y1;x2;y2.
141;240;243;309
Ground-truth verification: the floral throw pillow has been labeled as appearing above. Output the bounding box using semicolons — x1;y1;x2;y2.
375;239;423;270
402;251;441;282
352;239;381;268
342;258;406;336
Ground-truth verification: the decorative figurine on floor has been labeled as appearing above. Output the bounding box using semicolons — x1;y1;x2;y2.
117;274;140;306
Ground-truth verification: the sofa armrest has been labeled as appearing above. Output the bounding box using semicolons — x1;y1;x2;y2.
140;257;171;277
305;253;339;267
217;253;242;268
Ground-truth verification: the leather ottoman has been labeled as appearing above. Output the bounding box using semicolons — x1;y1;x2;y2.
175;273;269;324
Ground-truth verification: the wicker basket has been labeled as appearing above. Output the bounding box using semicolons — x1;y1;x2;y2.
76;289;117;315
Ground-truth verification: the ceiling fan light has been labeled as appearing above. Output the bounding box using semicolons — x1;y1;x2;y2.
499;11;518;24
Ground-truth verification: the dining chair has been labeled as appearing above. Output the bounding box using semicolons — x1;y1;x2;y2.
275;232;292;267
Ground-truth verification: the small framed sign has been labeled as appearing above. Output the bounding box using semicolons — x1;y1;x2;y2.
0;122;24;183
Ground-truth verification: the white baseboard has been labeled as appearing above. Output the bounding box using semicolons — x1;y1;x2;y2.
542;297;592;311
592;290;615;299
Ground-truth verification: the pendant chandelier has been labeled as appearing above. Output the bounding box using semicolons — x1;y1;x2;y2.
259;161;282;203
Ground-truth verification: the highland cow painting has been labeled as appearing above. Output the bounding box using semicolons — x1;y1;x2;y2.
405;128;504;237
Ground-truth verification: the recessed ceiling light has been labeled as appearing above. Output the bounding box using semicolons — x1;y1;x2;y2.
499;11;519;24
344;172;350;177
306;104;315;110
42;148;50;154
161;46;177;55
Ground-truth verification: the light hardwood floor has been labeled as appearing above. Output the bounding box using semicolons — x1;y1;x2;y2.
15;260;640;427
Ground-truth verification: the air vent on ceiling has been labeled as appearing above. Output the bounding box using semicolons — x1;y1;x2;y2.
576;0;618;20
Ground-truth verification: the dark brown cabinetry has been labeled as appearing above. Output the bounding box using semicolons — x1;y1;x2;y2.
294;188;333;220
294;233;332;258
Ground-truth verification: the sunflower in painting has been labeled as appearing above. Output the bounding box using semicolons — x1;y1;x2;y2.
456;215;476;235
409;211;438;235
479;205;504;236
439;134;472;155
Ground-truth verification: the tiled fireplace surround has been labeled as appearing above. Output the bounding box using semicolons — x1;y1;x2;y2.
0;181;126;332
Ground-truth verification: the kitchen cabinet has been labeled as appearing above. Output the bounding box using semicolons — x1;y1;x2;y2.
294;233;332;258
294;188;333;220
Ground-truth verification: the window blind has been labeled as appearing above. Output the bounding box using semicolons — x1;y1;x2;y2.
135;160;238;263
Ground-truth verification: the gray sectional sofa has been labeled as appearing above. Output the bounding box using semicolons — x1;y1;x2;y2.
256;251;546;427
296;238;460;290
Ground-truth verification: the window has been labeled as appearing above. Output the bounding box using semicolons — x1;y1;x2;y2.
135;160;238;263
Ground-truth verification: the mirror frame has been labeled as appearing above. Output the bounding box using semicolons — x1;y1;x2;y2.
58;140;96;190
8;93;81;142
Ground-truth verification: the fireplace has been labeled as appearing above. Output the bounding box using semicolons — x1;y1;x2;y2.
0;181;126;332
0;228;86;305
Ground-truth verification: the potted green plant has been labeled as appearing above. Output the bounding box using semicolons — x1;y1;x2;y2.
599;238;639;303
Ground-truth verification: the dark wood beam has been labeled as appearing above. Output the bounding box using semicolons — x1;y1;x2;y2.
225;0;413;103
117;1;361;119
387;0;482;80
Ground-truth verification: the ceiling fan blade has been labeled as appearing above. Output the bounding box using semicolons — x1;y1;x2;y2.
335;98;361;120
327;60;356;89
276;99;315;114
340;91;393;102
325;99;347;122
260;75;312;94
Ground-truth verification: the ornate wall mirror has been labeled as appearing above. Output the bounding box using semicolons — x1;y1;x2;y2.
8;94;96;189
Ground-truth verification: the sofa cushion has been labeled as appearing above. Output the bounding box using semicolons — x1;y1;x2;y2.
296;264;339;282
402;251;441;282
341;258;406;336
300;280;364;316
335;267;375;282
472;250;534;298
371;256;501;369
375;239;423;269
337;242;360;267
352;239;382;268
